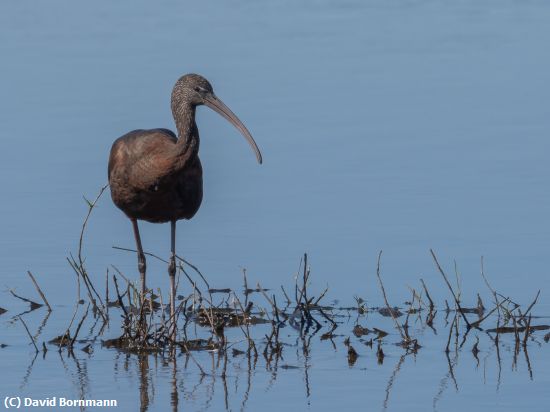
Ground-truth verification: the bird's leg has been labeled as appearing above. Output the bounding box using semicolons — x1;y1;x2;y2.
132;219;147;306
169;220;177;342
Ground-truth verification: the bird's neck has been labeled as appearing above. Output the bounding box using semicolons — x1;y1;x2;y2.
172;103;200;162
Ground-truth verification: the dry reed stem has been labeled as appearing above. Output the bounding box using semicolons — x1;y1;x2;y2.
73;185;108;320
113;245;168;263
110;265;140;296
430;249;471;328
480;256;507;323
420;278;434;311
26;271;52;311
470;305;499;328
280;285;292;305
105;269;109;316
374;251;409;343
180;341;206;376
257;282;286;320
9;290;41;310
70;303;90;348
232;292;258;356
523;314;532;347
445;315;456;353
313;285;330;306
112;275;129;319
521;290;540;323
79;184;108;264
19;316;39;353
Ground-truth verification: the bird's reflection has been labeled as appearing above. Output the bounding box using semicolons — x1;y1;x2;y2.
138;354;150;412
171;355;178;412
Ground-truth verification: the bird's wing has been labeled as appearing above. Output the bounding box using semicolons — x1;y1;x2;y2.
109;129;178;191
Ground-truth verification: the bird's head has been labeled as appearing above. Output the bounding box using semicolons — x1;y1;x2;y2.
172;74;214;106
171;73;262;164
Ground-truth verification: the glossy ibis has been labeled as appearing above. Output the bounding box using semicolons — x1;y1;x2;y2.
108;73;262;327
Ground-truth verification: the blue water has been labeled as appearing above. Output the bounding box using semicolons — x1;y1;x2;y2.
1;0;550;410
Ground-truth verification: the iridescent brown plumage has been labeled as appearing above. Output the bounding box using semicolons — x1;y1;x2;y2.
108;74;262;324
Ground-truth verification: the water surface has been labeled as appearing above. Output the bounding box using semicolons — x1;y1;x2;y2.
1;0;550;410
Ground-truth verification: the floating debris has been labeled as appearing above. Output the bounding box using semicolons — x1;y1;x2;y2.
486;325;550;334
81;344;93;354
102;336;161;354
378;307;403;318
376;341;384;364
195;308;270;328
9;290;42;311
353;325;371;337
373;328;389;339
49;334;71;347
232;348;246;357
347;346;359;366
209;288;232;294
178;338;220;352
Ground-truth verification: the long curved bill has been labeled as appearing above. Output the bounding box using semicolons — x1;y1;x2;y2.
204;94;263;164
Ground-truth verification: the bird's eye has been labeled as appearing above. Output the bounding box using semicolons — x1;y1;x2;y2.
194;86;207;93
